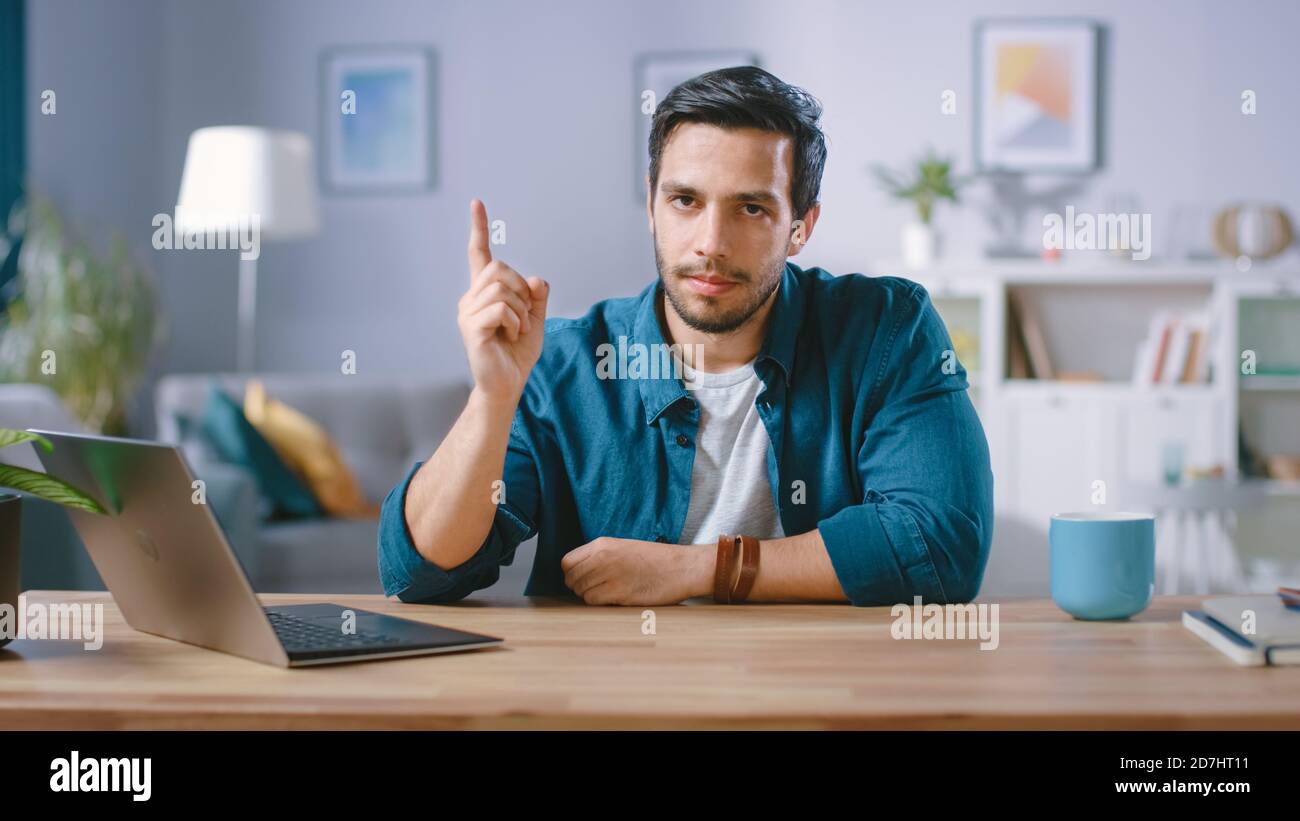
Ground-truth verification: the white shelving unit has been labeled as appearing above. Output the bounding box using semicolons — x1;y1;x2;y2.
874;258;1300;594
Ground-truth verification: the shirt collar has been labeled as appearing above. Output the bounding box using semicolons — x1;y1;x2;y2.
756;260;805;386
632;260;805;425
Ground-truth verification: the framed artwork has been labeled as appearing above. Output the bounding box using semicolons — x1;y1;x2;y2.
974;20;1100;173
633;50;761;203
320;46;436;193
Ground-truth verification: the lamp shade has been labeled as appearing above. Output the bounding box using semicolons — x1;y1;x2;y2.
175;126;320;241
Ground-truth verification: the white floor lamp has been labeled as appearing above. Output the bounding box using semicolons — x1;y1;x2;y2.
175;127;320;372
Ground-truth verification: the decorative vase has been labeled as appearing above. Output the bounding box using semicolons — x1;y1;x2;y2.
0;494;19;649
902;222;937;269
1212;204;1295;260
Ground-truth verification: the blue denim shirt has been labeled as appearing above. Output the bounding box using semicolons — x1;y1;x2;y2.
378;261;993;606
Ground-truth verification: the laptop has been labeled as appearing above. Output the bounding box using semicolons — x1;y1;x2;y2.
29;429;504;667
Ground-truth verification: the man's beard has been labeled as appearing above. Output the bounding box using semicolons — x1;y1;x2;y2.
653;238;785;335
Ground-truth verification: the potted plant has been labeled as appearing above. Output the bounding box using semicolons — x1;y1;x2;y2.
0;195;162;434
0;428;104;648
872;149;966;269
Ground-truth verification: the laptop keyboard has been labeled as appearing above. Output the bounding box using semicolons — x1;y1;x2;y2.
266;611;405;653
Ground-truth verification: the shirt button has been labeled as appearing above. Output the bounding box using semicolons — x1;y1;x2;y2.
675;434;690;447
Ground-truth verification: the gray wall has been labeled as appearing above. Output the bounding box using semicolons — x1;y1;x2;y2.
26;0;1300;433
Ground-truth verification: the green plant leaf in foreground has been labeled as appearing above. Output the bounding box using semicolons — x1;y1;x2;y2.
0;429;53;453
0;464;106;514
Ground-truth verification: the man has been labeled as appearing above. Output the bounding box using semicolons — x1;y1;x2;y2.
378;66;993;607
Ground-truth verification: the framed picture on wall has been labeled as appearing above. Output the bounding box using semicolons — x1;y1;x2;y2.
320;46;436;193
633;50;761;203
974;19;1100;173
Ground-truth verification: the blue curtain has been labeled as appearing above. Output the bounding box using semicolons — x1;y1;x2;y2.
0;0;24;304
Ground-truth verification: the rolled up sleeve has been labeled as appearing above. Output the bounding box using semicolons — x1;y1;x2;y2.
818;283;994;606
377;415;541;603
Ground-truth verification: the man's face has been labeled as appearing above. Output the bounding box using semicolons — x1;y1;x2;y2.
647;123;811;334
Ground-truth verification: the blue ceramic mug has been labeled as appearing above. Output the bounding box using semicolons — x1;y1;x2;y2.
1050;512;1155;620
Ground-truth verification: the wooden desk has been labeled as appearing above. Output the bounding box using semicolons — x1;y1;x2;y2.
1;590;1295;729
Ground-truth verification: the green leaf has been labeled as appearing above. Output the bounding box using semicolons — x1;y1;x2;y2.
0;464;106;514
0;428;53;453
873;151;966;218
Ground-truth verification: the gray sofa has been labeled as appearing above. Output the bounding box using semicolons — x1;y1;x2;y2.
155;373;480;594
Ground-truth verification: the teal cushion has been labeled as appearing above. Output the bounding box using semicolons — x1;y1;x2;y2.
198;384;322;519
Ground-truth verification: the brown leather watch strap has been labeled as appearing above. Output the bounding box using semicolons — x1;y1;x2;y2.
731;535;760;602
713;534;740;603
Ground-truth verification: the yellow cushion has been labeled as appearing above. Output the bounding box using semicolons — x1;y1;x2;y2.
242;380;378;518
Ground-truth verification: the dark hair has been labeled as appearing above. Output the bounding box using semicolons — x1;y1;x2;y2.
648;65;827;220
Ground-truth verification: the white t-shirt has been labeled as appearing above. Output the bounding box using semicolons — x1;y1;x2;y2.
676;361;786;546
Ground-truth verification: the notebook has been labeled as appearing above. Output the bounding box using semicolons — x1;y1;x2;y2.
1183;594;1300;666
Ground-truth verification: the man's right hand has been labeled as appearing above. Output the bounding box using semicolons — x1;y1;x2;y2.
458;198;549;403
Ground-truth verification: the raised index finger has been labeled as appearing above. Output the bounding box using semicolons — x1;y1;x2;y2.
467;198;492;276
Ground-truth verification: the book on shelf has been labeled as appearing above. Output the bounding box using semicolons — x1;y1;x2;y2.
1180;322;1207;383
1016;290;1055;380
1006;290;1032;379
1006;288;1053;380
1132;310;1212;386
1163;318;1192;385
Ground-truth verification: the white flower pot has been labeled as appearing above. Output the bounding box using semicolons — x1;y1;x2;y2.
902;222;938;269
